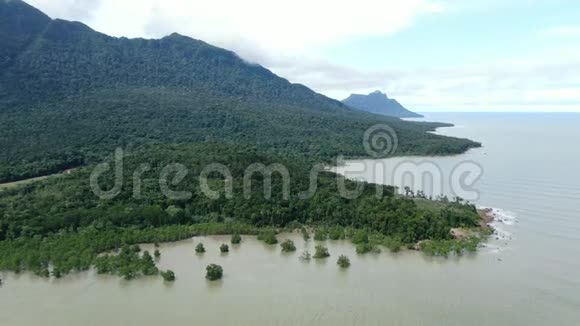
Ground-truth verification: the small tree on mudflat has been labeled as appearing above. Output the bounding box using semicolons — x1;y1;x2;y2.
257;229;278;245
313;245;330;259
220;244;229;253
161;270;175;282
206;264;223;281
195;243;205;253
280;239;296;252
231;233;242;245
337;255;351;268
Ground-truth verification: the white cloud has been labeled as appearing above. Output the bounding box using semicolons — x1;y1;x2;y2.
148;0;444;52
24;0;580;112
26;0;103;20
541;25;580;37
29;0;446;53
287;60;580;112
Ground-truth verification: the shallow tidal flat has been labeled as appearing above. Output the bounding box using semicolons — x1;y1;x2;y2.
1;231;515;326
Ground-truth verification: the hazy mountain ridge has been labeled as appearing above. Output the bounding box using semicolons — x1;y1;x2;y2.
343;91;423;118
0;0;51;69
0;0;346;111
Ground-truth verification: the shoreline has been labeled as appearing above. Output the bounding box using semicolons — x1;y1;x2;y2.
448;208;495;241
478;208;496;228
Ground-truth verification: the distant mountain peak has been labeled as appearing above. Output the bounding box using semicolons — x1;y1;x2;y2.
369;90;387;96
342;91;422;118
164;32;189;39
0;0;52;69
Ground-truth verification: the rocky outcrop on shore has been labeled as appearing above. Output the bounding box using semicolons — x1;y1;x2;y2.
449;208;495;240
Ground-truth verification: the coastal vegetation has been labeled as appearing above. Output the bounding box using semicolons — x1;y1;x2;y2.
280;239;297;252
314;229;328;241
0;219;489;280
337;255;351;268
356;243;380;255
257;230;278;245
231;234;242;245
161;270;176;282
0;144;488;279
196;243;206;254
206;264;223;281
0;224;244;278
329;226;344;240
313;245;331;259
220;244;229;253
93;245;158;280
420;230;491;257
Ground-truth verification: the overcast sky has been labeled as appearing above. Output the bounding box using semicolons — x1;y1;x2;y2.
27;0;580;112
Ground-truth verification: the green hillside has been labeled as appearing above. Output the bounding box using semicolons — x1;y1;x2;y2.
0;0;479;183
0;1;486;278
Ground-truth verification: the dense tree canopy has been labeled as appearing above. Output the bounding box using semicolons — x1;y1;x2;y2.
0;143;484;278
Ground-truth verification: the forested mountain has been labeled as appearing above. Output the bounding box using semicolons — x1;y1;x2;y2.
343;91;423;118
0;1;488;278
0;0;478;183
